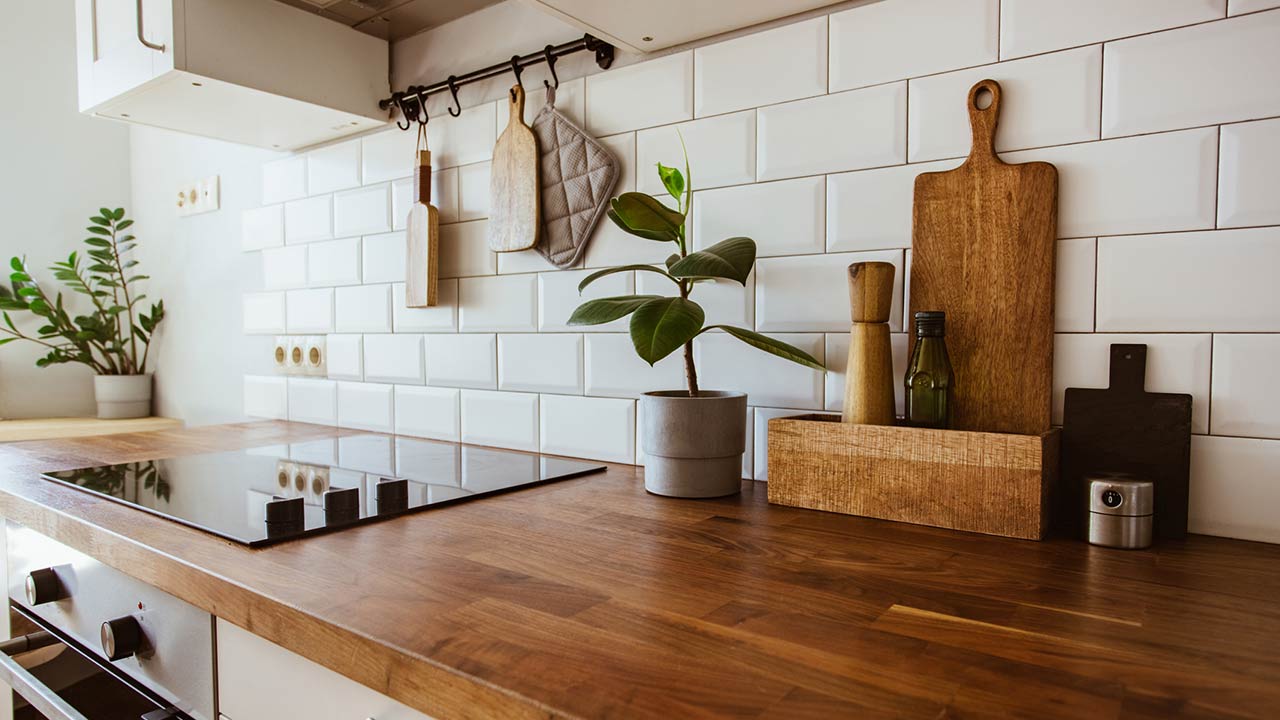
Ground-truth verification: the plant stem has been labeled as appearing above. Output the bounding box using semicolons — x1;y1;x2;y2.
0;327;112;374
108;219;139;373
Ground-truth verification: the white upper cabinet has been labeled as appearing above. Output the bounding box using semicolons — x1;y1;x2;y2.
522;0;845;53
74;0;389;150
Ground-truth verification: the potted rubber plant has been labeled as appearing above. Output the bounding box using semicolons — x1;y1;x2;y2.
0;208;165;419
569;149;824;498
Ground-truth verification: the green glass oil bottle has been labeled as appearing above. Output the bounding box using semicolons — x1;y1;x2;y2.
905;311;953;429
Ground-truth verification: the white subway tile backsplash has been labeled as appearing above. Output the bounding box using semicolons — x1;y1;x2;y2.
261;245;307;290
826;160;960;253
1189;435;1280;543
439;221;497;278
695;17;828;117
696;333;825;409
1211;335;1280;438
753;407;838;480
830;0;998;91
458;274;537;332
391;178;412;231
539;269;634;333
361;231;406;284
307;140;361;195
284;195;332;244
1219;118;1280;228
584;333;686;399
243;292;286;334
539;394;635;463
334;284;391;333
460;389;538;451
426;102;497;168
498;334;583;394
693;177;824;257
824;333;908;416
287;377;337;425
583;133;669;270
333;184;391;237
394;385;460;441
424;334;496;389
244;375;288;419
586;52;693;136
363;334;424;385
757;83;906;181
263;155;307;205
1056;238;1096;333
457;162;490;222
307;237;361;288
361;128;415;185
1230;0;1280;12
635;272;753;329
496;248;559;275
392;280;458;332
498;78;586;133
285;288;333;334
242;205;283;251
1102;10;1280;138
1097;228;1280;332
908;46;1102;163
391;168;460;228
756;251;904;333
1000;0;1225;59
636;111;756;195
1004;127;1217;238
325;334;362;381
1053;333;1212;433
336;381;394;433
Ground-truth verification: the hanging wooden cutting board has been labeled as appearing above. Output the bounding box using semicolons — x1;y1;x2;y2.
1060;344;1192;540
910;79;1058;436
488;84;540;252
406;148;439;307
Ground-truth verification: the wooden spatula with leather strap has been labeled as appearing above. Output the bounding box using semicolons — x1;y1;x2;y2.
406;138;439;307
488;84;540;252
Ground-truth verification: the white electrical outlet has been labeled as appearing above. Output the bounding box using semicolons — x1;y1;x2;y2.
176;175;221;217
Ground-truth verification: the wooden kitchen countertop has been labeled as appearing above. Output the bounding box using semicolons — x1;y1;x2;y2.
0;422;1277;719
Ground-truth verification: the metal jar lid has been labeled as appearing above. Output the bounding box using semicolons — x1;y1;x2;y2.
1088;474;1153;517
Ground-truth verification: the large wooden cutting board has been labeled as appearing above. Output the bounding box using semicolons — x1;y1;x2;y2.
910;79;1058;436
1060;344;1192;540
488;84;539;252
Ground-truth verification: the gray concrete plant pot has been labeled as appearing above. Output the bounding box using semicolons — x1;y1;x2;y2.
94;374;153;419
640;390;747;498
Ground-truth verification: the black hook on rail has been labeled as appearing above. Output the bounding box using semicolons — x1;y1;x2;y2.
445;76;462;118
509;55;524;101
543;45;559;91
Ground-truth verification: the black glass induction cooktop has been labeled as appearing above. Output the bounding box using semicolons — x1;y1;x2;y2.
41;435;605;547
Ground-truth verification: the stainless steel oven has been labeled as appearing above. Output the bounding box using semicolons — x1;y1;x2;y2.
2;523;215;720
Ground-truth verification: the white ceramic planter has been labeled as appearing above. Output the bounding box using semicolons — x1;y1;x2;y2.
640;391;747;498
94;374;153;419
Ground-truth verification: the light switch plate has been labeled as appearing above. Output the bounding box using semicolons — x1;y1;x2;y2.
177;175;221;217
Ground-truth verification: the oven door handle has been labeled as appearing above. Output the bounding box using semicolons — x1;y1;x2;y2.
0;631;91;720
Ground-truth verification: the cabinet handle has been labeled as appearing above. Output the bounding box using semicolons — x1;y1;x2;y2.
135;0;166;52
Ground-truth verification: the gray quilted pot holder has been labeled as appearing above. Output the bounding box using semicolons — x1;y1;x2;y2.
531;87;619;269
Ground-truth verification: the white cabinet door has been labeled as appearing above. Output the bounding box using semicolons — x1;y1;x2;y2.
75;0;174;111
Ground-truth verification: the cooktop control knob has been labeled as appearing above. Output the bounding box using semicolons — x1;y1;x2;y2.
25;568;64;606
101;615;144;661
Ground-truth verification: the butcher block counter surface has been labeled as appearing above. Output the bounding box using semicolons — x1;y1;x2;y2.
0;421;1276;719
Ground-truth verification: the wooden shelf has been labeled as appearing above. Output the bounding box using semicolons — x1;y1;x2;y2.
767;414;1058;540
0;417;183;443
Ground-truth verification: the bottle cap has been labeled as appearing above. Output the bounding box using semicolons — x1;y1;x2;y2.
914;311;945;337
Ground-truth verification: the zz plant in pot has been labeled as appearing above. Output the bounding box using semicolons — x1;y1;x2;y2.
569;150;824;498
0;208;165;419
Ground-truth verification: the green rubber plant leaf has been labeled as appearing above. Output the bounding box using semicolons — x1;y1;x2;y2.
577;265;677;294
630;296;705;365
667;236;756;285
656;163;684;205
702;325;825;371
607;193;684;243
664;253;680;270
567;295;664;326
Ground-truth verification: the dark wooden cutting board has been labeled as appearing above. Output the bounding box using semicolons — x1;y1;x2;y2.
1060;344;1193;539
910;79;1058;436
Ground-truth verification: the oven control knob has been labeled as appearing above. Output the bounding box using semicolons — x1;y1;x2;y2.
25;568;64;606
101;616;144;661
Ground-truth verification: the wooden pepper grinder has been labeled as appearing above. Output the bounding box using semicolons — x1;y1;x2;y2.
842;262;896;425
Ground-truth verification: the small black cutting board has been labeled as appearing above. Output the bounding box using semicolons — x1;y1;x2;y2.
1059;344;1192;540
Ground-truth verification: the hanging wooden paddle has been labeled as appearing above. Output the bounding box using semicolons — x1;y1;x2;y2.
488;83;540;252
406;119;439;307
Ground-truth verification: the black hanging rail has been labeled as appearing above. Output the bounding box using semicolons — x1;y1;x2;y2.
380;34;615;129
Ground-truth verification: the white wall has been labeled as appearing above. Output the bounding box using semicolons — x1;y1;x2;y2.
0;1;132;418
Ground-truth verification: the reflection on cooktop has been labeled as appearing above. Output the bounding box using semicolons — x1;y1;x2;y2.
41;435;605;547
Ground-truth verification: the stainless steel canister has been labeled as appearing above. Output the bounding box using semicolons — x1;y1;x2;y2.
1086;474;1154;549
